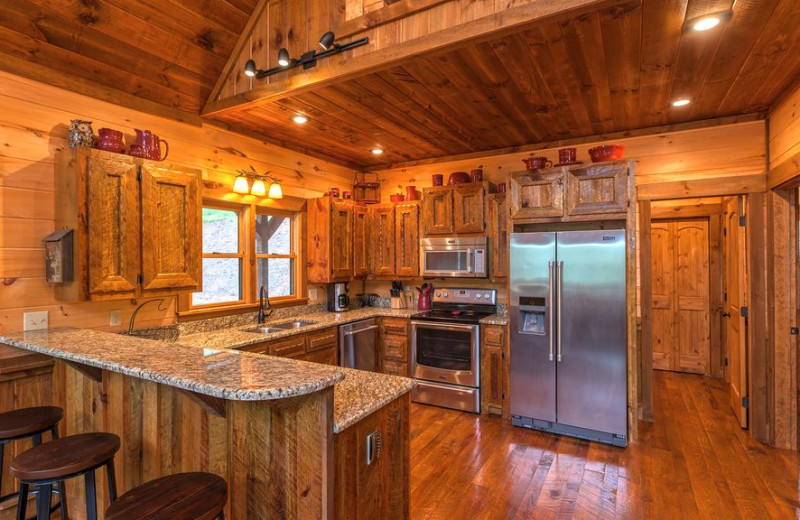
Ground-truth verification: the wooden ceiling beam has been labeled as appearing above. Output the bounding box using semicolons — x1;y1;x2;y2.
201;0;632;116
637;174;766;201
767;150;800;190
365;112;764;171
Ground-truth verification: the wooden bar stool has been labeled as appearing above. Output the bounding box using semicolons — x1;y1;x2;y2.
0;407;64;514
10;432;120;520
105;472;227;520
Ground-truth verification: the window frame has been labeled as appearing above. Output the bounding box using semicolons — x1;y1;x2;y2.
178;199;306;319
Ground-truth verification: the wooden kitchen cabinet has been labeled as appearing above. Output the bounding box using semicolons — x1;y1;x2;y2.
371;204;396;277
56;148;201;301
486;193;508;279
268;335;307;358
379;317;409;376
394;202;419;277
453;183;486;233
565;161;629;216
334;395;409;520
235;326;339;365
352;203;370;278
421;186;454;235
510;169;565;220
481;324;508;418
307;197;354;283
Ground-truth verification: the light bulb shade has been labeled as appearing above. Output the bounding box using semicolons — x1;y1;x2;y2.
244;59;257;77
268;182;283;199
278;48;291;67
319;31;335;50
233;175;250;194
250;178;267;196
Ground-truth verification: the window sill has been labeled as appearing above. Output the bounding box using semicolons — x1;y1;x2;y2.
177;298;309;322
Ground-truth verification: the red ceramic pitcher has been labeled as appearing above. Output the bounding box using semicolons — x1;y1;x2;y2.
133;129;169;161
416;284;433;310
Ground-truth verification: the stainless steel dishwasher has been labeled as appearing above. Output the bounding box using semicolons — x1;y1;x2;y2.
339;318;379;372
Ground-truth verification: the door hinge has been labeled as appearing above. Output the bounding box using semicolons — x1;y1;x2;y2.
627;199;631;208
791;327;799;335
723;291;728;302
741;396;749;409
739;215;746;227
723;227;727;237
740;306;748;318
137;274;143;285
724;357;728;366
136;167;142;182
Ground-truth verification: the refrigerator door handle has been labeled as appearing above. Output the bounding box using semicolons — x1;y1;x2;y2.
557;260;563;362
548;260;555;362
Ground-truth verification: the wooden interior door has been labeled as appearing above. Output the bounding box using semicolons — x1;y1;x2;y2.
724;197;748;428
650;219;710;374
140;163;202;292
86;153;140;296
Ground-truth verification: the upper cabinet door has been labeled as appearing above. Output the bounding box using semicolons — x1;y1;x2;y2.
486;193;508;279
86;153;140;297
331;200;354;280
139;163;202;292
371;204;395;277
352;204;370;278
510;170;565;220
565;163;628;216
453;183;485;233
422;187;454;235
395;202;419;277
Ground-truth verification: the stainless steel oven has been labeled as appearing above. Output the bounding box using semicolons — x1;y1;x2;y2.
420;237;487;278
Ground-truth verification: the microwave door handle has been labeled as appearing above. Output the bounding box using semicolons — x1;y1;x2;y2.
466;248;473;273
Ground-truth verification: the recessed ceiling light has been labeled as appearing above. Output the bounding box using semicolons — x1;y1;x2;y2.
371;148;384;155
292;114;308;124
671;98;691;107
693;16;720;32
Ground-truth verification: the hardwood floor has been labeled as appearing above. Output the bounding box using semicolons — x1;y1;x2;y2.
410;371;800;519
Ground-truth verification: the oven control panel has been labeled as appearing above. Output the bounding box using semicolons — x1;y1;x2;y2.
432;288;496;305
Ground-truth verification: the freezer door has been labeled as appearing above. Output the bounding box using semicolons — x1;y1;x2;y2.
510;232;556;422
556;229;627;436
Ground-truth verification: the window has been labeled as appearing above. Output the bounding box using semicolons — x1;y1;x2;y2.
255;210;297;299
183;202;303;314
192;205;245;307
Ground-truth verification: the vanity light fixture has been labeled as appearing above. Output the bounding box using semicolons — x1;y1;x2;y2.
268;180;283;199
233;174;250;193
292;114;309;124
242;32;369;79
671;98;691;107
250;177;267;197
233;167;284;199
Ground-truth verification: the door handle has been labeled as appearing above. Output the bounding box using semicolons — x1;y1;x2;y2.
556;260;563;362
548;260;555;362
344;325;378;336
366;430;383;466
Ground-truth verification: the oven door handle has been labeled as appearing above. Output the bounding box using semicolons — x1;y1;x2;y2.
411;321;479;333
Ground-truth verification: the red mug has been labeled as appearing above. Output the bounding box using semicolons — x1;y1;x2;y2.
329;187;340;198
432;174;443;186
558;147;577;165
471;167;483;182
498;183;506;194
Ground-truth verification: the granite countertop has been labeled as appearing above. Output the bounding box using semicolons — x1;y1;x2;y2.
0;328;344;401
177;308;419;350
333;367;414;433
480;314;508;326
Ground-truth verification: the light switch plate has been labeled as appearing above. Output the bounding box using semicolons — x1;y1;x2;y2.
109;310;122;327
24;311;48;331
309;288;318;300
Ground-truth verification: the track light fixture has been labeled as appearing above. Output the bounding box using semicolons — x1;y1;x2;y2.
242;32;369;80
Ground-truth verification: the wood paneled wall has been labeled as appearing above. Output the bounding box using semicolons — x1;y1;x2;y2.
0;71;352;335
769;83;800;175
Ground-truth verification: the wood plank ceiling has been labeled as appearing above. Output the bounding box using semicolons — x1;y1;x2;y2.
0;0;260;114
205;0;800;168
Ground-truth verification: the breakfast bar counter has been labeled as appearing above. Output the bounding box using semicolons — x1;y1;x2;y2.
0;328;412;519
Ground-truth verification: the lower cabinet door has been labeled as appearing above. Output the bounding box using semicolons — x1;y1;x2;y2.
303;346;338;365
382;359;408;377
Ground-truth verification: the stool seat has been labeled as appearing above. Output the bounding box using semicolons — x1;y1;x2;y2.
105;472;227;520
10;432;120;482
0;407;63;440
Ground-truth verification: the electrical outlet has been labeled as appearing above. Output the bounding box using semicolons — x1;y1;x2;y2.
309;288;318;300
109;310;122;327
23;311;48;331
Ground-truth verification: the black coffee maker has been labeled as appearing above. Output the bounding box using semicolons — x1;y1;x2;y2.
327;282;350;312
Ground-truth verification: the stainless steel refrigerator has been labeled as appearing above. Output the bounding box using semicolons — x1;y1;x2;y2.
510;229;628;447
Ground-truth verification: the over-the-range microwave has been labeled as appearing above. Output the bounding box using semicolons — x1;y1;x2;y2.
420;237;488;278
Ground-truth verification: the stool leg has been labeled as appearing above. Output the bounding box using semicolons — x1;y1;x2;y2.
16;483;29;520
36;484;51;520
105;459;117;503
84;472;97;520
50;425;59;440
58;480;69;520
32;433;43;447
0;442;4;502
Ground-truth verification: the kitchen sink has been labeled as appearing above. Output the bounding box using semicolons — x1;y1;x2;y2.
272;320;317;329
244;326;284;334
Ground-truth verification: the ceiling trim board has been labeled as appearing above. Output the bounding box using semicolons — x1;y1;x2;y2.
767;150;800;190
365;112;765;172
201;0;631;116
637;174;767;201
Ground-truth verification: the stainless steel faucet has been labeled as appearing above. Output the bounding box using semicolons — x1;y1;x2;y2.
258;285;272;323
128;298;168;334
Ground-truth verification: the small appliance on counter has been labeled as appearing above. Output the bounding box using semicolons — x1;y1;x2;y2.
327;282;350;312
411;288;497;413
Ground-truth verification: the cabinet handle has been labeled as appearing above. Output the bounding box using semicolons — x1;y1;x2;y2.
366;430;383;466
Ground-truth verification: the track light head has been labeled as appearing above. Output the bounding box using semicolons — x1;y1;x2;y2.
244;59;257;77
319;31;336;51
278;48;291;67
